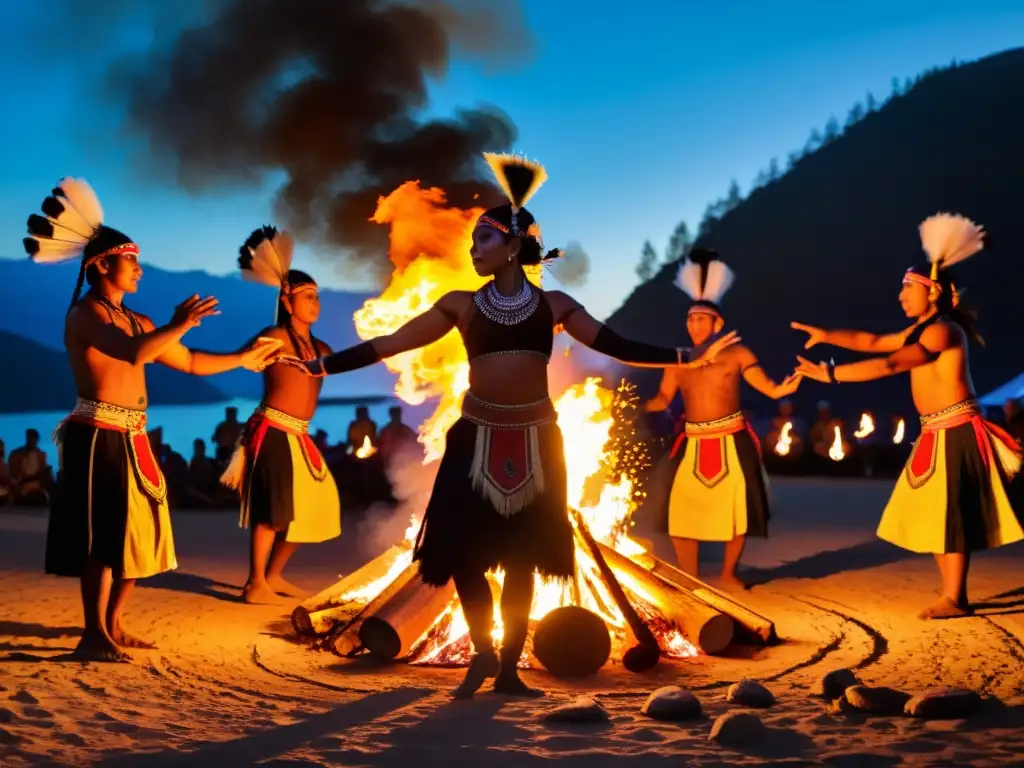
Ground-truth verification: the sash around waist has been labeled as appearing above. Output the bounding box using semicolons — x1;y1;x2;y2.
920;399;981;431
251;405;311;436
684;411;746;438
461;393;557;429
68;398;148;433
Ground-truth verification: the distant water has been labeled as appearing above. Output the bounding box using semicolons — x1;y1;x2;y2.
0;396;437;467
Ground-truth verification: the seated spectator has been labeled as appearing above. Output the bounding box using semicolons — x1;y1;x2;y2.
9;428;53;506
378;406;420;464
347;406;378;455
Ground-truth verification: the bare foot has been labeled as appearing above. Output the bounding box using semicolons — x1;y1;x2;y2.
242;582;286;605
109;625;158;650
71;629;132;663
718;574;749;592
452;651;499;700
493;668;544;698
918;595;971;620
266;575;309;598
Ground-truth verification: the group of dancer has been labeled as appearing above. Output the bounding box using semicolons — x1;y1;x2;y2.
23;153;1022;699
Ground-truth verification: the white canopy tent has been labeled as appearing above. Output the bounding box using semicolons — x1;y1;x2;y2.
979;372;1024;406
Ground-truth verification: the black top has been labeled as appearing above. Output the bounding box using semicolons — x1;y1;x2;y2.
439;288;558;362
903;314;941;348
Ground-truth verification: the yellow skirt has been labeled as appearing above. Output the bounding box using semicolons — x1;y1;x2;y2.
666;417;770;541
877;413;1023;554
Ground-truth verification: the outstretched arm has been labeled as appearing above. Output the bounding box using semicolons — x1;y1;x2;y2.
795;322;956;384
737;346;801;399
144;318;282;375
550;291;739;369
301;293;461;377
644;368;678;412
790;322;912;353
69;302;191;365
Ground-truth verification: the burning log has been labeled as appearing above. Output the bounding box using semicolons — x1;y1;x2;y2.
326;560;419;657
595;541;735;656
532;605;612;678
359;576;458;661
645;556;777;645
291;543;412;636
571;508;661;672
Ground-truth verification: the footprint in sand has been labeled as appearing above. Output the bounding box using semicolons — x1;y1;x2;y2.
11;690;38;705
0;727;21;745
93;711;116;722
22;706;55;724
57;731;87;747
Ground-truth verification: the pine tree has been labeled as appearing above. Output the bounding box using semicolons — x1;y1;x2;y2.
823;116;841;143
725;179;743;211
636;240;659;282
664;221;693;264
865;91;878;112
766;157;781;181
844;102;865;129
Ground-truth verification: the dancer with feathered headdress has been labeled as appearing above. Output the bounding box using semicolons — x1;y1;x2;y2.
221;226;341;605
792;213;1023;619
23;177;281;662
641;248;801;589
280;152;741;698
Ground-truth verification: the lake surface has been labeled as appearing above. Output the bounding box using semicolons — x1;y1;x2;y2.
0;396;437;466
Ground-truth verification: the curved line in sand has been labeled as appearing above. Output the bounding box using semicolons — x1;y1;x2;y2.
793;595;889;670
251;642;415;696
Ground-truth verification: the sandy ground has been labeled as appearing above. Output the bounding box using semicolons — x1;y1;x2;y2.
1;477;1022;767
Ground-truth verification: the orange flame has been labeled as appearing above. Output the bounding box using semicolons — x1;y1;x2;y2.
347;181;696;666
893;418;906;444
774;421;793;455
354;436;376;459
828;425;845;461
854;412;875;439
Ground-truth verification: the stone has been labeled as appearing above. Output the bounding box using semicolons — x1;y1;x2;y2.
904;689;982;720
726;678;776;708
641;686;702;721
828;695;860;716
709;711;765;745
542;696;609;724
844;685;911;715
812;668;859;700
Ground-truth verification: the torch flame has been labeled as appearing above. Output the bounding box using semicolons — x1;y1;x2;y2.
893;418;905;444
854;412;875;439
828;425;845;461
354;436;376;459
344;181;697;666
774;421;794;456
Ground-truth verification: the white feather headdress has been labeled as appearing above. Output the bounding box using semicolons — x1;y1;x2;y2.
238;226;300;323
918;213;986;280
674;249;735;310
23;178;105;264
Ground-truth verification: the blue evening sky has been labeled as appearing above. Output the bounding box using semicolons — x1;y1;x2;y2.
1;0;1022;319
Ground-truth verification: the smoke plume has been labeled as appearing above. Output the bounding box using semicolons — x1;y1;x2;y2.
102;0;530;277
547;240;591;287
354;443;440;557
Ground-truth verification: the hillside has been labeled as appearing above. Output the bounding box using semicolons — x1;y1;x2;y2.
608;47;1024;417
0;259;397;401
0;330;225;413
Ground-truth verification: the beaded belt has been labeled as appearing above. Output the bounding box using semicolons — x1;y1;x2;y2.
68;398;148;433
461;392;557;429
256;405;311;435
684;411;746;438
920;399;981;431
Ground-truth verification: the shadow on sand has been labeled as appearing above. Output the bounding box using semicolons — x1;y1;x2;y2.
743;539;911;585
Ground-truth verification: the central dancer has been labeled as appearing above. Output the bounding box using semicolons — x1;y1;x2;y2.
285;154;739;698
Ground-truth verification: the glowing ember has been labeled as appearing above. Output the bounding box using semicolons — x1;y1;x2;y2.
828;425;845;461
354;436;376;459
341;181;699;668
774;421;794;456
893;418;906;444
854;413;875;439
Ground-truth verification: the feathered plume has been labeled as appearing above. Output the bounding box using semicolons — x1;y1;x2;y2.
483;152;548;211
238;226;295;288
544;241;590;287
919;213;986;276
674;247;735;304
23;178;104;263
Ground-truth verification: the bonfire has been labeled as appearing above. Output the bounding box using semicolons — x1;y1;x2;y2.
292;182;773;677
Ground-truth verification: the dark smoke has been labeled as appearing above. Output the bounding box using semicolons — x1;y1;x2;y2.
102;0;529;278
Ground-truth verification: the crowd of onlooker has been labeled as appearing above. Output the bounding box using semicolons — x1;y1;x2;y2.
2;397;1022;511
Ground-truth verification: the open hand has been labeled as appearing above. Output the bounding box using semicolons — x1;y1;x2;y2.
240;337;285;372
776;372;803;397
794;355;830;383
172;294;220;329
703;329;742;362
790;322;826;350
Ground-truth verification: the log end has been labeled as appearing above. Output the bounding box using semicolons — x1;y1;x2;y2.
623;642;661;672
533;606;611;678
697;614;736;656
291;606;313;636
359;617;402;661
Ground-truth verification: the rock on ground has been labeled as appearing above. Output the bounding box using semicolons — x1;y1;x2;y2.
812;668;859;700
542;696;609;724
709;711;766;745
641;686;702;721
904;688;982;720
844;685;911;715
726;678;776;708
